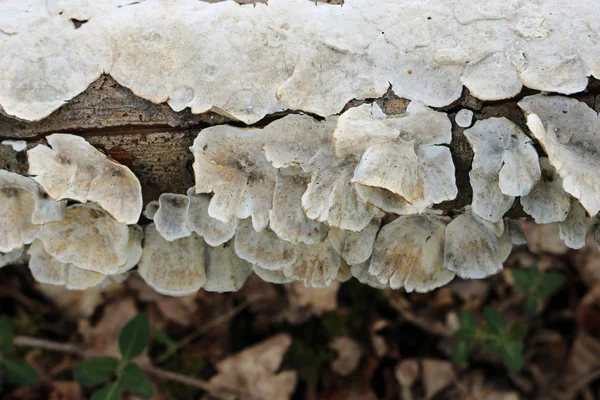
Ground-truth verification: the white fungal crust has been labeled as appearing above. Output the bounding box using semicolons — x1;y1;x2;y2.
154;193;191;241
234;219;298;271
464;117;541;222
0;170;66;253
27;241;106;290
0;247;24;269
518;95;600;216
444;210;506;279
1;140;27;152
27;134;142;224
334;103;457;215
3;0;597;123
138;224;206;297
520;158;571;223
558;199;589;250
283;241;342;288
369;215;455;292
36;204;130;274
329;218;380;266
204;244;253;293
186;188;237;247
191;125;276;232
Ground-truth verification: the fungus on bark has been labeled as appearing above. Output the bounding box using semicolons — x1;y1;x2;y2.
520;158;571;223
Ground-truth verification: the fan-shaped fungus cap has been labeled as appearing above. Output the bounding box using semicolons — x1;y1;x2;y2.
283;241;342;288
2;140;27;152
36;204;130;274
518;95;600;216
0;170;66;253
369;215;455;292
464;117;541;222
27;241;106;290
329;217;380;266
191;125;276;232
455;109;474;128
27;134;142;224
0;247;24;269
185;188;237;247
558;199;589;250
138;224;206;297
444;210;505;279
143;201;160;220
253;266;296;284
203;244;253;293
154;193;192;241
520;158;571;223
234;219;298;270
350;263;389;290
333;102;457;215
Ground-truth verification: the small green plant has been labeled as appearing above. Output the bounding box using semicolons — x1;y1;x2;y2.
452;308;528;373
74;313;154;399
512;266;564;315
0;315;39;386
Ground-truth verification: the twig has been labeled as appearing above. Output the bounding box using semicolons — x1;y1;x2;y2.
13;336;244;399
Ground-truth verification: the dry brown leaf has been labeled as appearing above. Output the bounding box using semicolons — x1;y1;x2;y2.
421;359;456;399
329;337;363;376
283;280;340;324
49;382;83;400
563;333;600;388
36;283;104;319
210;334;297;400
522;221;568;255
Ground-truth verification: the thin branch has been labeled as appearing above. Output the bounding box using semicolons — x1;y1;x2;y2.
13;336;244;399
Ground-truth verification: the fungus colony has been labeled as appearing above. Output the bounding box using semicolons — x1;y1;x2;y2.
0;0;599;294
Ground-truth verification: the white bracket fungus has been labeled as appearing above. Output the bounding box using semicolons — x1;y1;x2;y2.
558;199;589;250
0;247;25;269
282;241;343;288
518;95;600;217
520;158;571;223
464;117;541;222
334;102;457;215
28;134;142;224
1;140;27;152
369;215;455;292
0;170;66;253
329;217;381;266
455;109;474;128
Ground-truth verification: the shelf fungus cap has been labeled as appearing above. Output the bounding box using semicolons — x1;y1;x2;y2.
234;219;298;271
186;188;237;247
138;224;206;297
283;241;342;288
518;95;600;216
191;125;276;232
444;210;506;279
27;134;142;224
0;170;66;253
329;217;380;266
154;193;192;241
253;266;297;285
464;117;541;222
334;103;457;215
520;158;571;223
203;244;253;293
0;247;24;269
369;215;455;292
36;204;130;274
558;199;589;250
27;241;106;290
350;263;389;290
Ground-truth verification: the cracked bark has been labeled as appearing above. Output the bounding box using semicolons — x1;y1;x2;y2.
1;75;599;215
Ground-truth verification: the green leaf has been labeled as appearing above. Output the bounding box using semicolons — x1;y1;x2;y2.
501;340;524;372
74;362;105;387
0;316;14;353
511;268;532;295
483;308;507;334
2;358;39;385
119;313;150;362
455;310;477;342
508;323;528;342
535;272;564;299
119;363;153;398
153;330;176;347
90;383;120;400
81;357;119;383
524;297;538;316
451;340;470;365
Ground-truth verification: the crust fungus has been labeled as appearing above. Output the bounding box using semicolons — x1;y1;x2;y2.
464;117;541;222
558;199;589;250
444;210;506;279
36;204;131;274
203;244;253;293
27;134;142;224
253;266;296;285
369;215;455;292
0;170;66;253
0;247;24;269
334;102;457;215
329;217;380;266
518;95;600;217
191;125;276;232
350;264;389;290
520;158;571;223
154;193;191;241
282;241;343;288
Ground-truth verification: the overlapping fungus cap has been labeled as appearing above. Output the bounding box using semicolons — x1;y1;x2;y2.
0;247;24;269
191;125;276;232
27;134;142;224
464;117;541;222
0;169;66;253
369;214;454;292
558;199;589;250
520;158;571;223
518;95;600;217
334;102;457;215
36;204;130;274
444;209;506;279
203;244;253;293
282;240;343;288
328;217;380;266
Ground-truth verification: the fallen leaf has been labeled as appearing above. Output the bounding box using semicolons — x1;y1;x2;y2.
421;359;456;399
329;337;363;376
